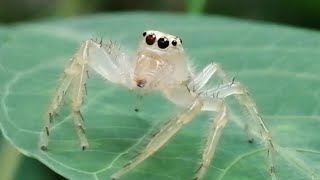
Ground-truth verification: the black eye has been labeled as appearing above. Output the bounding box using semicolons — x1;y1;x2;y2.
179;38;182;44
158;37;169;49
172;40;177;46
145;34;156;45
142;31;147;37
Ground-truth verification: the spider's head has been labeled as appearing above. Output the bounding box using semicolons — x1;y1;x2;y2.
134;30;189;89
139;30;184;56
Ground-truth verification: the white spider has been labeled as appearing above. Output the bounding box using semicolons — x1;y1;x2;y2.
39;30;276;180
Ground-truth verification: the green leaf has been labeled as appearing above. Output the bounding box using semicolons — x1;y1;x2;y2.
0;13;320;180
0;134;64;180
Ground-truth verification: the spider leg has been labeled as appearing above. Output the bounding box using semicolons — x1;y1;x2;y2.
194;101;227;180
191;63;276;179
189;63;254;142
111;98;203;180
204;81;277;180
40;39;133;150
233;86;276;180
69;55;90;150
213;65;276;180
39;41;94;150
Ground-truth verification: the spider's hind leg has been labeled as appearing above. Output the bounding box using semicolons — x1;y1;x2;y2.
39;41;92;150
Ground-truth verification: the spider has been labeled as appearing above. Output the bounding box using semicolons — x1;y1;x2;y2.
39;30;276;180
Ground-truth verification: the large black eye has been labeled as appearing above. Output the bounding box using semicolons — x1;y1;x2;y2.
179;38;182;44
145;34;156;45
158;37;169;49
142;31;147;37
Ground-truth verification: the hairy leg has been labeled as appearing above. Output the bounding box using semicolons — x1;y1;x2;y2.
188;64;255;142
39;57;86;150
69;55;89;150
234;86;276;180
194;102;228;180
204;81;277;180
111;98;203;180
40;39;131;150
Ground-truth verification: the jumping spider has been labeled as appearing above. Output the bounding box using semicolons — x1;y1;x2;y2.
39;30;276;180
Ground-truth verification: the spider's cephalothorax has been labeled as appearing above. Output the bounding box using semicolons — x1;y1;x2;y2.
134;30;189;89
39;30;277;180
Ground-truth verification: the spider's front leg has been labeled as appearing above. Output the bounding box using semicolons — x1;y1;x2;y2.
39;40;96;150
40;39;130;150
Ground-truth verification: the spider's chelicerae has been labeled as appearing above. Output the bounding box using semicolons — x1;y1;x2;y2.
39;30;276;180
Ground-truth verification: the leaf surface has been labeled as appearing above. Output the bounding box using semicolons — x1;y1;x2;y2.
0;13;320;180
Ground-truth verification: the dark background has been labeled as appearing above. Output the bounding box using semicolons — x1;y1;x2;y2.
0;0;319;179
0;0;320;30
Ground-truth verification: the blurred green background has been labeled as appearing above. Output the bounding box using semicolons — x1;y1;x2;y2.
0;0;320;29
0;0;319;180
